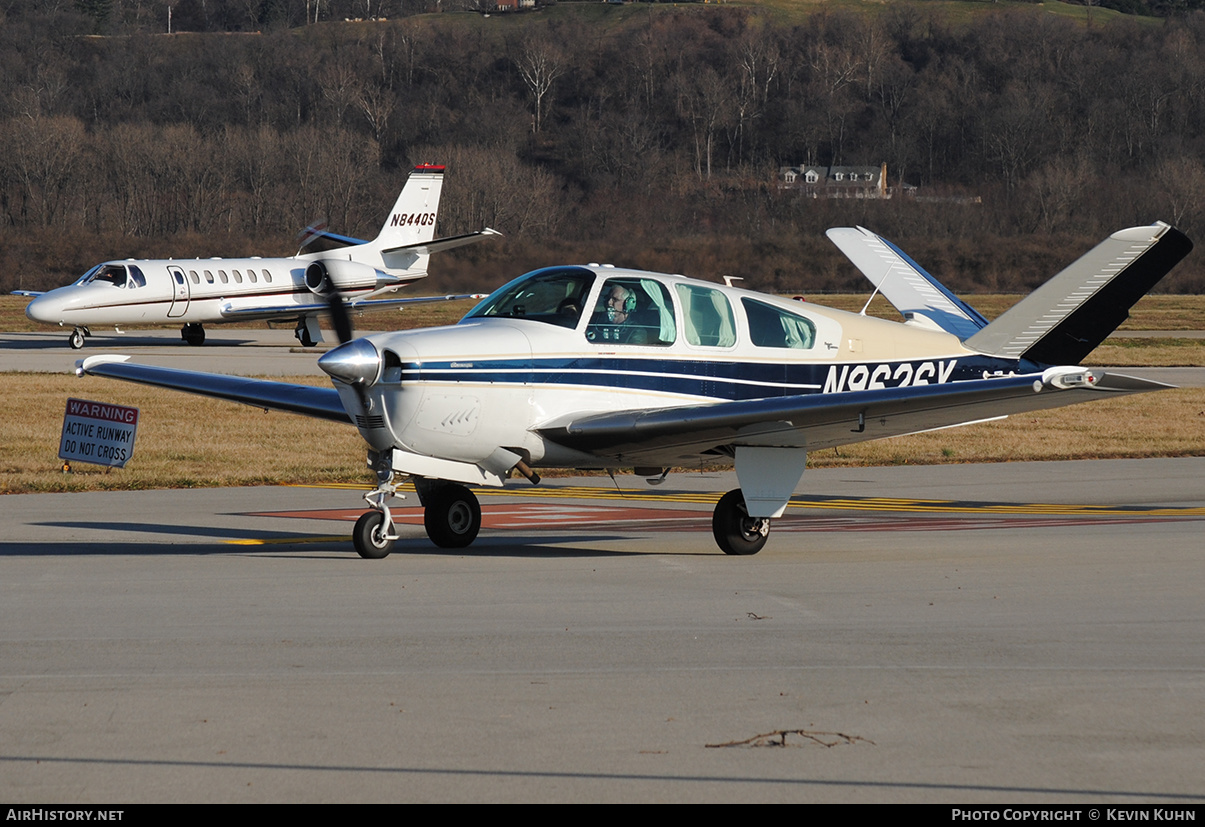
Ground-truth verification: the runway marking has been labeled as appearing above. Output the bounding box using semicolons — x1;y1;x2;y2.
288;482;1205;517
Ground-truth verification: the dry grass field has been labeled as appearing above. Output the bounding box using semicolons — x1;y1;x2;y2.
2;375;1202;495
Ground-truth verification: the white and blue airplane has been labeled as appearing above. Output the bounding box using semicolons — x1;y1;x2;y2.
21;164;499;349
77;221;1192;557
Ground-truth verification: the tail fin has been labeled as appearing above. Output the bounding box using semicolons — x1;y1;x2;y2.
827;226;989;338
965;222;1193;365
371;164;446;250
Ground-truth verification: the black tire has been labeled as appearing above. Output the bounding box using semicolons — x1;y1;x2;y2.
182;323;205;346
353;510;394;559
69;329;85;349
712;488;770;556
424;486;482;549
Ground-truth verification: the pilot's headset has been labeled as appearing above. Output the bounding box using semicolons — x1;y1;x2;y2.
618;288;637;313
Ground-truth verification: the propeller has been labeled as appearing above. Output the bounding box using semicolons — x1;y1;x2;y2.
326;289;355;346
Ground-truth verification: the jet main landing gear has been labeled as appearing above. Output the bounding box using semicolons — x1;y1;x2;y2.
181;323;205;346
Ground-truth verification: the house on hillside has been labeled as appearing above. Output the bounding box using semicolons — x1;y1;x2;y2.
778;163;890;199
494;0;536;9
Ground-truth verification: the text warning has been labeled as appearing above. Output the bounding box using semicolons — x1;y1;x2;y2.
60;398;140;468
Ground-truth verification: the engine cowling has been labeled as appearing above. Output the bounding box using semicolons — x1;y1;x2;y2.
305;259;386;296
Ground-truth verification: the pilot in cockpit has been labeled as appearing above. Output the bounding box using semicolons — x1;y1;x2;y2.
588;283;648;344
91;265;127;287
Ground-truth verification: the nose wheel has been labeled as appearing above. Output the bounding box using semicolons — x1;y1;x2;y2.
353;466;401;559
712;488;770;555
69;327;89;349
353;510;394;559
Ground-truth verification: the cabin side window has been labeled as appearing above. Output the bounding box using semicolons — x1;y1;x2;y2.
262;269;272;283
676;284;736;347
741;298;816;350
233;270;243;284
127;265;146;288
189;270;200;284
586;278;677;346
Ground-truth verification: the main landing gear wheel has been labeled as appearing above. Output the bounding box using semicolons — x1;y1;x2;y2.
712;488;770;556
353;510;395;559
295;322;317;348
424;485;482;549
69;328;87;349
181;323;205;346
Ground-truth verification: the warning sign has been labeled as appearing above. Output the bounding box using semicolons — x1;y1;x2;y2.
59;398;140;469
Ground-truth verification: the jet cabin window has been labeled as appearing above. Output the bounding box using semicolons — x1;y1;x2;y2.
467;267;596;330
587;278;676;346
742;298;816;350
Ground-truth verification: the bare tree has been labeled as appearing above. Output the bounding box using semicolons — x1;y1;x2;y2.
513;36;565;135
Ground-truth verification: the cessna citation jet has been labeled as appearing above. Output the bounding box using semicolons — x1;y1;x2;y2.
77;221;1191;557
22;164;498;349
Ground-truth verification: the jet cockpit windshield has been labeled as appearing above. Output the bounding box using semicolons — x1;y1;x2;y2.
465;266;596;329
75;264;147;289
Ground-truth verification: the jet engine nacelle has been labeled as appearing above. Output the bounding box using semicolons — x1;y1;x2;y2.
305;259;386;296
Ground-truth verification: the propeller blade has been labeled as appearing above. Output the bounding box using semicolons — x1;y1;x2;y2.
327;290;354;345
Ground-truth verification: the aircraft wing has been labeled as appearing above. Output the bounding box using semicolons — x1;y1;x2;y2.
537;369;1168;463
12;290;44;297
218;292;485;323
381;228;502;257
76;356;350;424
826;226;988;338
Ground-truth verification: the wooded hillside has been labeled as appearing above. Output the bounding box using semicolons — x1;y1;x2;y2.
3;1;1205;295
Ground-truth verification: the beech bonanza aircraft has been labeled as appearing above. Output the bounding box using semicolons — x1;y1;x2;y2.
77;221;1191;557
21;164;498;349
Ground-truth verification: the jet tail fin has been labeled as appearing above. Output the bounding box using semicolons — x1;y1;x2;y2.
370;164;446;251
964;222;1193;364
827;226;989;338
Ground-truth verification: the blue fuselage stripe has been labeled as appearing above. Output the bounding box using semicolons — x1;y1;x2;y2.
406;355;1024;401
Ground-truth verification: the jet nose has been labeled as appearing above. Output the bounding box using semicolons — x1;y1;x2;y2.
318;338;382;386
25;293;62;324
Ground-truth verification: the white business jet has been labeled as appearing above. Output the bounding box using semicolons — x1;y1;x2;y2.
23;164;499;349
77;221;1192;557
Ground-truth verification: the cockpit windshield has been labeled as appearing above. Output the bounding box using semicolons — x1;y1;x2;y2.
465;266;596;329
75;264;146;289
